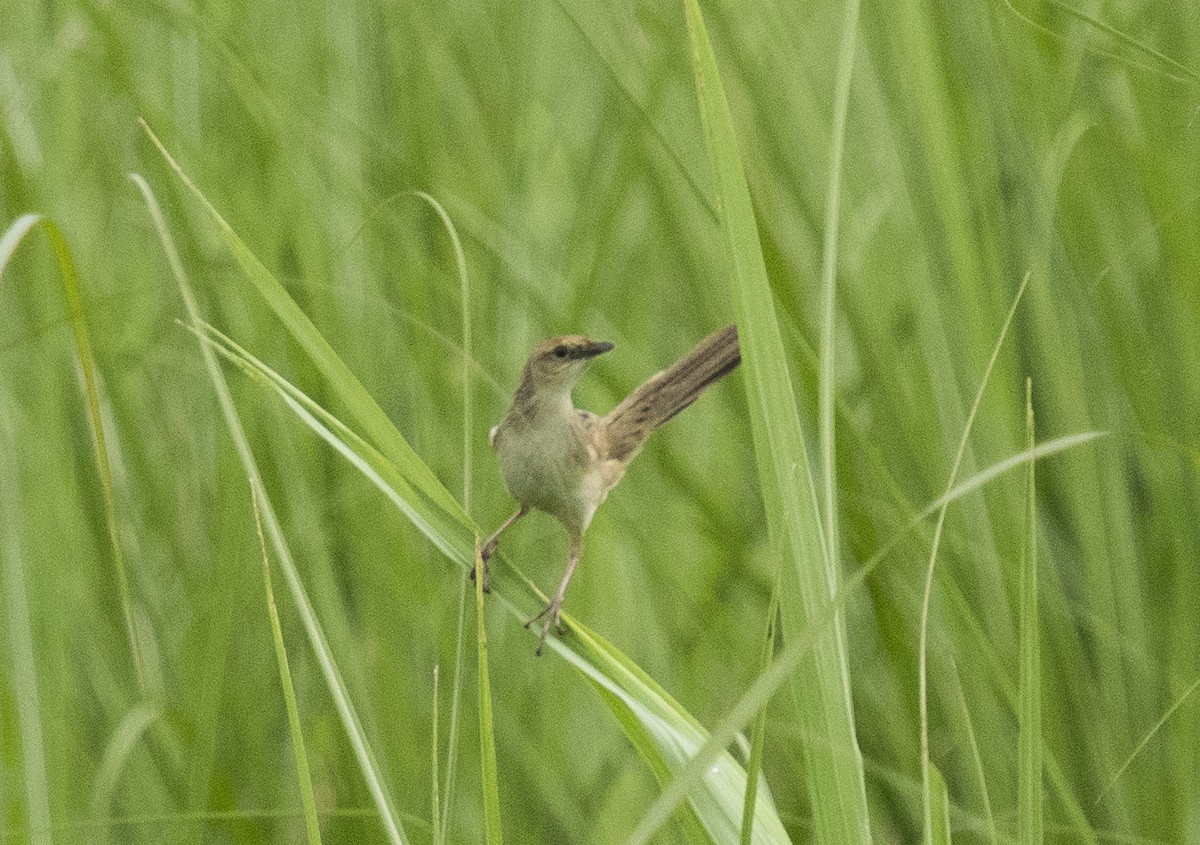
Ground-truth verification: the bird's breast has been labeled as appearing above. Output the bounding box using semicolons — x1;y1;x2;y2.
492;406;599;531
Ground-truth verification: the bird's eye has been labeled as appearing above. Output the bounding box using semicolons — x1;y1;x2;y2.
553;345;568;359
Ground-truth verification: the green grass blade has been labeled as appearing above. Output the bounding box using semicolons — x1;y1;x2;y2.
682;2;871;842
818;0;860;573
252;489;324;845
0;214;146;693
89;702;160;845
928;765;953;845
0;409;53;845
1098;674;1200;805
140;121;469;530
132;175;410;845
623;430;1101;845
1018;379;1042;845
441;581;469;837
950;661;997;845
431;664;442;845
739;577;779;845
920;273;1030;842
475;543;503;845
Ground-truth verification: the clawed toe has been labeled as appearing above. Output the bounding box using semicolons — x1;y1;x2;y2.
469;560;492;593
481;538;498;562
524;600;565;655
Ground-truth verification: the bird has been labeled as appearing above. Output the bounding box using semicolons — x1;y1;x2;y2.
480;324;741;653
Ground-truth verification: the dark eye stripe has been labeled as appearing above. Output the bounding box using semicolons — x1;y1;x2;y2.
553;345;568;358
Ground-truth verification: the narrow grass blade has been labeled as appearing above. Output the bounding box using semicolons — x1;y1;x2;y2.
475;542;503;845
1018;379;1042;845
89;702;160;845
431;665;442;845
441;580;469;836
252;488;323;845
140;120;469;530
0;213;145;692
817;0;860;574
928;765;952;845
949;661;997;845
413;187;474;844
1098;674;1200;805
131;175;410;845
0;409;53;845
682;2;871;842
623;429;1101;845
739;576;779;845
920;273;1030;843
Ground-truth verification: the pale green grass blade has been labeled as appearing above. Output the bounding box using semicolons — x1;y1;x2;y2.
413;190;473;843
928;765;952;845
817;0;860;573
0;214;145;693
252;490;323;845
441;582;469;837
950;661;997;845
920;273;1030;842
474;545;503;845
623;431;1102;845
431;665;442;845
90;702;160;845
0;408;52;845
739;578;779;845
132;175;410;845
1018;380;1042;845
682;2;870;842
140;121;468;529
1098;674;1200;806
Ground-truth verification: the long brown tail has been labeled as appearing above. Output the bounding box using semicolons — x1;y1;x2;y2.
601;324;740;464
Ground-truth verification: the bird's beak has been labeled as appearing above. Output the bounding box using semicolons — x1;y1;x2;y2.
577;340;614;359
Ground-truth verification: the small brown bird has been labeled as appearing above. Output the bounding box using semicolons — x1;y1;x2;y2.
481;324;741;653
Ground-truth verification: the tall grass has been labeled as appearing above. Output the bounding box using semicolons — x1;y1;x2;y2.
2;0;1198;842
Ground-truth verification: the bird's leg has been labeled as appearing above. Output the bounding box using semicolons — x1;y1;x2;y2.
475;506;527;592
525;534;583;655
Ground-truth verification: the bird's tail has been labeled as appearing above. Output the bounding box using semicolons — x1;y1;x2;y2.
601;324;740;464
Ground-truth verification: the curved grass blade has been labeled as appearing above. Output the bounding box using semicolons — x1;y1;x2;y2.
0;213;146;692
623;429;1103;845
90;702;161;845
0;408;53;845
139;120;469;531
919;273;1030;842
132;174;410;845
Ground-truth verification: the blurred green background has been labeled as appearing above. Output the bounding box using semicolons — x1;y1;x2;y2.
2;0;1198;842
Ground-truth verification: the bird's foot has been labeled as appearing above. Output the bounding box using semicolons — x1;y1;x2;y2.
468;562;491;593
472;540;494;593
524;597;566;655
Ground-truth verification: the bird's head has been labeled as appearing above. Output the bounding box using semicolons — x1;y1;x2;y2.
519;335;614;398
